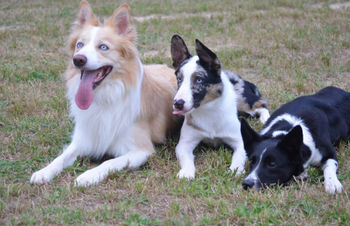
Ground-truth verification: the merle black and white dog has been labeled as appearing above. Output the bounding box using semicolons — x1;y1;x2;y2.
241;86;350;194
171;35;270;124
170;35;269;179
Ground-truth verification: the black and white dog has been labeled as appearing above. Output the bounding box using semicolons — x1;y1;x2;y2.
241;86;350;194
170;35;269;179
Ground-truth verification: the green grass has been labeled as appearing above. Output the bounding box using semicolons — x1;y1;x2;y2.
1;0;350;225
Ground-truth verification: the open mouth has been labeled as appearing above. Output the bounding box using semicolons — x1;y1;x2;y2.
172;107;193;115
80;66;113;89
75;66;113;110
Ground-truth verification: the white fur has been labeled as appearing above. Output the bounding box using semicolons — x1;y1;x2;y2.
255;108;270;124
173;56;198;113
244;148;267;182
73;27;101;70
30;28;148;186
323;159;342;194
260;113;322;168
175;63;246;179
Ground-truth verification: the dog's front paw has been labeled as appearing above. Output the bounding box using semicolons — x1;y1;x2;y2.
30;167;56;184
75;170;105;187
324;178;343;194
177;168;195;180
229;164;246;175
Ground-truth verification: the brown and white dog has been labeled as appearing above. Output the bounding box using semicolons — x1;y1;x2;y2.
30;1;180;186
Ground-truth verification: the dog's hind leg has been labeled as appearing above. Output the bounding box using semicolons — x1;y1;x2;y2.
30;142;81;184
255;107;270;124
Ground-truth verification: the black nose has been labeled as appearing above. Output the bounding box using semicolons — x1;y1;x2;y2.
174;99;185;110
73;54;87;67
242;179;255;190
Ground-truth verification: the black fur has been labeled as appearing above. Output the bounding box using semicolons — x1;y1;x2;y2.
241;86;350;190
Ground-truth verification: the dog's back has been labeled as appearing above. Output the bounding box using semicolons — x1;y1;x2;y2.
263;86;350;144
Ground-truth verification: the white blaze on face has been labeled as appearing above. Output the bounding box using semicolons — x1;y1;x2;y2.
245;148;267;182
173;56;199;113
73;27;101;70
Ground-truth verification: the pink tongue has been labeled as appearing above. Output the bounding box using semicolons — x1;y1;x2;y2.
75;69;100;110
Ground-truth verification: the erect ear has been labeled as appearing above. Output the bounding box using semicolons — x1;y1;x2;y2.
106;4;136;40
171;35;192;70
195;39;221;76
240;118;261;157
76;1;98;27
278;125;304;163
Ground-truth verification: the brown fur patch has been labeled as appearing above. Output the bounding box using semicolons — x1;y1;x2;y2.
237;97;268;116
201;83;224;105
140;65;182;145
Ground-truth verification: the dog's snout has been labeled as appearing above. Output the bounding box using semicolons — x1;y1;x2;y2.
73;54;87;67
242;179;255;190
174;99;185;110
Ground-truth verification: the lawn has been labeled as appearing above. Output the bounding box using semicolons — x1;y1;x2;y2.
1;0;350;225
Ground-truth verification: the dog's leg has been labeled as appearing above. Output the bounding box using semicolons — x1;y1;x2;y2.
223;134;247;175
74;149;150;186
30;142;80;184
322;158;342;194
75;123;154;186
175;136;201;180
255;108;270;124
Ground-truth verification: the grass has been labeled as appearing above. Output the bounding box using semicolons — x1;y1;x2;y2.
1;0;350;225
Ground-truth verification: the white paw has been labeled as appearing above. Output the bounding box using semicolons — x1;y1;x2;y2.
177;168;195;180
30;167;56;184
75;170;105;187
324;178;343;194
229;164;246;175
295;170;308;181
259;109;270;124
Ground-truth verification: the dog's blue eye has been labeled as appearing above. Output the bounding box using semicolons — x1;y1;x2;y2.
196;77;203;84
77;42;83;48
177;77;182;82
100;44;109;50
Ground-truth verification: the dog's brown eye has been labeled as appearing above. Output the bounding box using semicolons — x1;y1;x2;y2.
267;161;277;168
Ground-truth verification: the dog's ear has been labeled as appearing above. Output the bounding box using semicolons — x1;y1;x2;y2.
171;35;192;70
278;125;304;164
76;1;98;27
240;118;261;157
195;39;221;76
106;4;136;41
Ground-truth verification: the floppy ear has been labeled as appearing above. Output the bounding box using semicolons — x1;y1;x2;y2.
106;4;136;40
195;39;221;76
278;125;304;164
75;1;98;27
240;118;261;157
171;35;192;70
